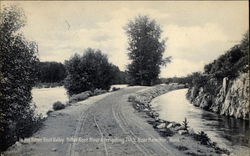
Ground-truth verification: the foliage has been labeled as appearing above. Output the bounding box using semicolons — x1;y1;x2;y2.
38;61;66;83
111;67;130;84
64;48;116;96
69;89;107;103
69;91;92;103
182;117;189;131
124;15;170;86
186;31;249;105
0;5;41;151
192;131;211;145
52;101;65;111
92;88;107;96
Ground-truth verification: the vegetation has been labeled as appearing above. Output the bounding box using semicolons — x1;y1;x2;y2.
186;31;249;108
182;118;189;132
38;61;66;84
111;67;130;85
64;48;117;96
0;5;42;151
124;15;171;86
192;131;211;145
69;89;107;103
52;101;65;111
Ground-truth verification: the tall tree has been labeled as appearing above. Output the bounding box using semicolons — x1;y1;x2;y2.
0;5;40;150
124;15;170;86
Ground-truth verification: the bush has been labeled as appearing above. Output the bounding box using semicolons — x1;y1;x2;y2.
64;48;117;96
192;131;211;145
92;89;107;96
53;101;65;111
69;91;92;103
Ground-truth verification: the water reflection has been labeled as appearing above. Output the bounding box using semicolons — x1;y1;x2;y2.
150;89;250;154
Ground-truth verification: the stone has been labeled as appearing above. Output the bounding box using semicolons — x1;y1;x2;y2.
167;123;173;129
51;148;57;151
178;130;188;135
188;128;195;135
176;125;185;131
156;123;165;129
172;122;181;127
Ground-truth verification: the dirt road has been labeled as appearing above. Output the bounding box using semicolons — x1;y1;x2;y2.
5;87;184;156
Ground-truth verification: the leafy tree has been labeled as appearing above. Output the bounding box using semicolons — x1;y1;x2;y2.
111;65;130;84
124;15;170;86
0;5;41;151
64;48;116;96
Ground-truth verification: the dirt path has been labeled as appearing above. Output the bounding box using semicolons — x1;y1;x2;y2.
5;87;184;156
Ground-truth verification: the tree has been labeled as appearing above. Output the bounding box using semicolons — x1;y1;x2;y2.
38;61;66;83
110;65;130;84
124;15;170;86
0;5;41;150
64;48;116;96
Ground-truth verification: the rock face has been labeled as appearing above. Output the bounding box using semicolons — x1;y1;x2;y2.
219;73;249;119
187;73;249;120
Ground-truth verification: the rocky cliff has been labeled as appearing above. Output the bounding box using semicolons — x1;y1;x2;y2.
188;73;249;120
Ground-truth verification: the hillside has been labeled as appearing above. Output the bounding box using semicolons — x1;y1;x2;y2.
186;32;249;120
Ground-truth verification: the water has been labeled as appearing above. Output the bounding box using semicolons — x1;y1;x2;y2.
32;87;68;117
151;89;250;155
32;85;127;117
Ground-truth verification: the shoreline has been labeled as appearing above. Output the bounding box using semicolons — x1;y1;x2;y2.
128;83;232;156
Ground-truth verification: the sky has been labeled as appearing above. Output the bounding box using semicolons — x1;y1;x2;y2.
1;1;249;77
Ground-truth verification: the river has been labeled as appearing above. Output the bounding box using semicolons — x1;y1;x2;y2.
150;89;250;155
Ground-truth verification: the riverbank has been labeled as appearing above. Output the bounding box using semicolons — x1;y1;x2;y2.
128;84;231;156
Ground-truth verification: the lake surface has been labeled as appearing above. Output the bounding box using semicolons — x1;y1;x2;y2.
32;87;68;117
150;89;250;155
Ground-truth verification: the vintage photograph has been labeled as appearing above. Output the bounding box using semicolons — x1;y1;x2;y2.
0;1;249;156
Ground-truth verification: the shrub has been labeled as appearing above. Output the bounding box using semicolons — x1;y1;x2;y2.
69;91;92;103
192;131;211;145
182;117;189;132
53;101;65;111
92;89;107;96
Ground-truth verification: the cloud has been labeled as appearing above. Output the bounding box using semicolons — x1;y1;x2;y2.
2;1;248;76
161;59;205;77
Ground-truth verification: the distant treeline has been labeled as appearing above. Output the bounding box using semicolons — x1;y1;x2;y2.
37;61;130;86
38;62;66;83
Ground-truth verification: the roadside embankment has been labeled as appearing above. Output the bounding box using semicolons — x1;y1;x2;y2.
128;84;231;156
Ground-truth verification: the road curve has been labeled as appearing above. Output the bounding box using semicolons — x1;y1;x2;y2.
5;87;184;156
